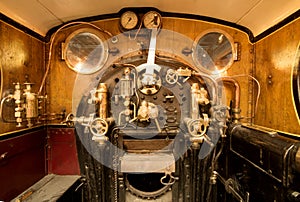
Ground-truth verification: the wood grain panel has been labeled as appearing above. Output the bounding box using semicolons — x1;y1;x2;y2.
47;18;253;128
0;21;45;134
4;15;299;135
254;18;300;134
46;21;117;117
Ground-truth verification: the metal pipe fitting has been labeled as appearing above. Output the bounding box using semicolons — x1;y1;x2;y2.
216;77;240;109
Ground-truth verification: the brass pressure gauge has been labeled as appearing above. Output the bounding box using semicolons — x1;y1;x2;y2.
120;11;139;31
143;11;162;29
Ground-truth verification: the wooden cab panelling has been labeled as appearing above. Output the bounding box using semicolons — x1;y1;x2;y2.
254;18;300;134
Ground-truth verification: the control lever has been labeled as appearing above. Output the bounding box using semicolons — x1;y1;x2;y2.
139;28;161;86
147;28;158;65
160;167;179;186
211;171;250;202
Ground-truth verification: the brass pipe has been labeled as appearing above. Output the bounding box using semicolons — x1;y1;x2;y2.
216;77;240;109
95;83;108;119
0;95;16;123
224;74;260;119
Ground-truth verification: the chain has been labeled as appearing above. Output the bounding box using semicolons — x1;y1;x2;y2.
112;129;120;202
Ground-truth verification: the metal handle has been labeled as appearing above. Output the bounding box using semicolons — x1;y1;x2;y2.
160;172;179;186
212;171;249;202
0;152;8;162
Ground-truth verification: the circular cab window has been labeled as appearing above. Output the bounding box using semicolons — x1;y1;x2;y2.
192;29;235;74
63;28;108;74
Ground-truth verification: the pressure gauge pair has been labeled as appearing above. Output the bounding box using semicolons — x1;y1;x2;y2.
119;10;162;31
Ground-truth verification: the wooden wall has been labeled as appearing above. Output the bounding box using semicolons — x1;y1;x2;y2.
47;17;253;125
0;21;45;134
0;14;299;135
254;18;300;134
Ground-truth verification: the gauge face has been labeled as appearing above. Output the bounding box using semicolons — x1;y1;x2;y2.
143;11;162;29
120;11;139;30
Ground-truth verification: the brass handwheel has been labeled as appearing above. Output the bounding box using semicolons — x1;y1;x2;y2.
89;117;108;137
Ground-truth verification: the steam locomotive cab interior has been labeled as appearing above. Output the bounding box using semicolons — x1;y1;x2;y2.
0;5;300;202
68;26;228;201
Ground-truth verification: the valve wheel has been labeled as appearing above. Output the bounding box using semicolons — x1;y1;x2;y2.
188;119;207;137
89;117;108;137
165;69;178;85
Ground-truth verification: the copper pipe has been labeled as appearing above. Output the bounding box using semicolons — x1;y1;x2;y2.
216;77;240;109
225;74;260;119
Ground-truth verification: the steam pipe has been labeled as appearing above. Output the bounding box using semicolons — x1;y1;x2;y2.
216;77;240;109
0;95;16;123
225;74;261;119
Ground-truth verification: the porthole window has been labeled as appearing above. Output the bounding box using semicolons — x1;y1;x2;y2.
63;28;108;74
192;29;235;74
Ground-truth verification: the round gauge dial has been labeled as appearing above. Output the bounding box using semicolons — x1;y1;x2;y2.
120;11;139;30
143;11;162;29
